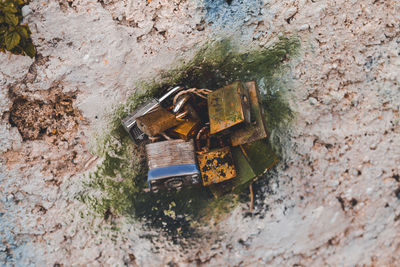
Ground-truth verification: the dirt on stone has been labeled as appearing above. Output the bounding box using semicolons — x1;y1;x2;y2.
4;89;90;180
9;91;81;141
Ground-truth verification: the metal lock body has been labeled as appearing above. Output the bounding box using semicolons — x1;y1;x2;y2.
231;81;268;146
209;139;278;197
208;81;251;135
122;99;159;144
136;106;182;137
231;140;278;192
197;146;236;186
122;86;183;144
146;139;201;192
167;119;202;141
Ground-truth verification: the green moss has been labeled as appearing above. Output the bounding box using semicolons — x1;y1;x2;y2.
77;36;299;238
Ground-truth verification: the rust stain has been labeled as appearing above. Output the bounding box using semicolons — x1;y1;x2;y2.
231;81;268;146
197;147;236;186
208;81;251;134
168;120;201;141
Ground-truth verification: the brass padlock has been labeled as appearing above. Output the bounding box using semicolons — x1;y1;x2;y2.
208;81;251;135
122;99;159;144
167;119;202;141
136;106;182;137
231;81;268;146
122;86;183;144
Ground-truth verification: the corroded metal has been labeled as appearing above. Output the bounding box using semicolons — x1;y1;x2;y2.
195;125;210;151
136;106;182;137
173;93;200;121
231;81;268;146
173;94;191;113
197;147;236;186
231;139;278;192
208;81;251;134
209;139;278;197
168;119;202;141
123;81;277;195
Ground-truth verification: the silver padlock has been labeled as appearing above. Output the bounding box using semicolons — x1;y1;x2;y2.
122;86;183;144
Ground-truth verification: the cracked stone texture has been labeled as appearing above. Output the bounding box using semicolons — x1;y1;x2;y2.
1;0;400;266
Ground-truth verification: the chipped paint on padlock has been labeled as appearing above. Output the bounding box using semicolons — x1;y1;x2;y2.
197;146;236;186
231;81;268;146
208;81;251;134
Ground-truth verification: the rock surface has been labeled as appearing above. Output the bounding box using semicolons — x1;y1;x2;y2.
1;0;400;266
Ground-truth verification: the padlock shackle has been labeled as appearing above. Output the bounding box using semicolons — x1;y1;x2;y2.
158;86;184;103
196;125;210;151
173;94;191;113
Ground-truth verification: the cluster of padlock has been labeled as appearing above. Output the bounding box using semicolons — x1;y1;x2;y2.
122;81;275;193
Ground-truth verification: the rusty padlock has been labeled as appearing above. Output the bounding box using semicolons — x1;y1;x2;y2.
207;81;251;135
195;126;237;186
122;99;159;144
230;81;268;146
136;106;182;137
167;119;202;141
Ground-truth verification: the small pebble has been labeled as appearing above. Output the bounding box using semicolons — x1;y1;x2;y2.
6;194;14;202
309;97;318;105
298;24;309;31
